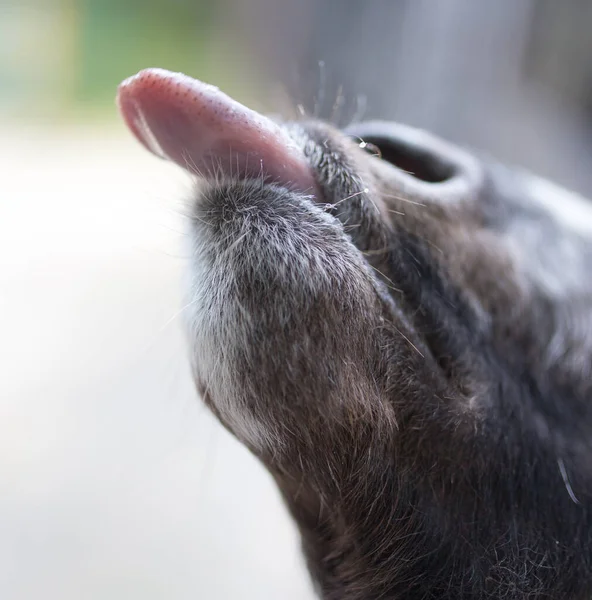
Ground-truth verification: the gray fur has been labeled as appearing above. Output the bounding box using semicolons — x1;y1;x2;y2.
185;118;592;599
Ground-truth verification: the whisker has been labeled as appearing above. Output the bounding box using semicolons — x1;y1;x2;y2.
387;208;406;216
314;60;326;119
228;145;234;179
558;458;581;505
426;239;444;255
363;245;396;257
190;211;211;227
350;94;368;125
370;265;403;294
364;192;382;216
137;295;202;358
157;296;201;335
393;326;425;358
222;231;249;256
381;192;427;207
181;147;204;178
343;222;363;230
331;84;345;125
332;188;369;207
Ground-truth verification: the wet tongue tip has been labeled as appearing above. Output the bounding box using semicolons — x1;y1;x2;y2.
116;68;317;195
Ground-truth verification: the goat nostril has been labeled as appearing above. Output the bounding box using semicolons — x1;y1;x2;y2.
346;123;471;186
371;139;455;184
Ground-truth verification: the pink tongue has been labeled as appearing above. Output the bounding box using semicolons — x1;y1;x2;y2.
117;68;316;194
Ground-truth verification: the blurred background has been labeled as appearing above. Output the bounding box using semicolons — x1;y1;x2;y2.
1;1;591;599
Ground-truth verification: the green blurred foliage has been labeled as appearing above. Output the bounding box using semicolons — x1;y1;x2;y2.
0;0;258;122
76;0;215;107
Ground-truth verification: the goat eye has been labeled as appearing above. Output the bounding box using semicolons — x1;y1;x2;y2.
359;141;382;159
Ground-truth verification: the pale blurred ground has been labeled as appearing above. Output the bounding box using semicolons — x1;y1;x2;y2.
0;123;315;600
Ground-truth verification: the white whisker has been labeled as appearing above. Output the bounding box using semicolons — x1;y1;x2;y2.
381;192;427;207
332;188;369;207
558;458;581;505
